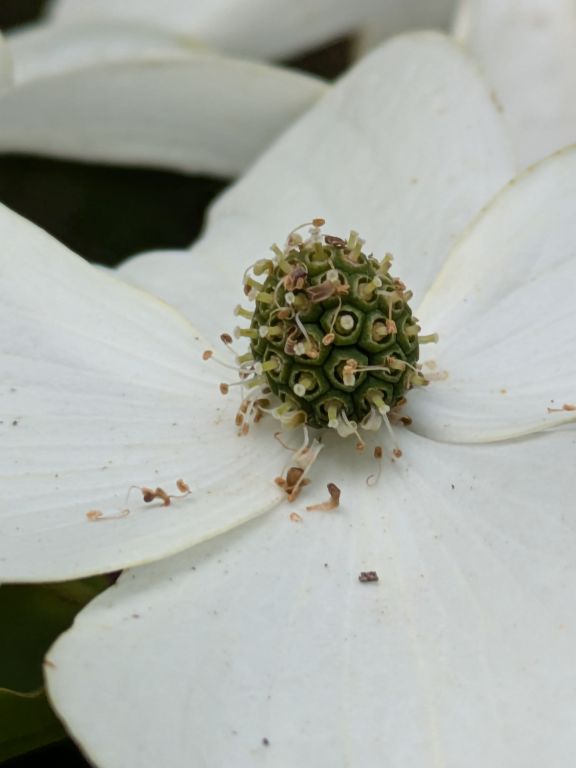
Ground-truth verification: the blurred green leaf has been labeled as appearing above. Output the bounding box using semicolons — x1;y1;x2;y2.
0;577;110;762
0;687;65;762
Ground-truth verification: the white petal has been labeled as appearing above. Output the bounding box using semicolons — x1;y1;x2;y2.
355;0;456;57
7;20;204;83
47;429;576;767
0;204;285;583
121;33;514;334
50;0;451;59
0;23;325;176
410;147;576;442
455;0;576;169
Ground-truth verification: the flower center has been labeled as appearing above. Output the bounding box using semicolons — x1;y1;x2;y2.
229;219;437;451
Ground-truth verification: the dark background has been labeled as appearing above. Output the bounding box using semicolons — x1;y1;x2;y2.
0;2;350;765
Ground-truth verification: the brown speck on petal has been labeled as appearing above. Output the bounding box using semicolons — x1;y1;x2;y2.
358;571;379;583
290;511;303;522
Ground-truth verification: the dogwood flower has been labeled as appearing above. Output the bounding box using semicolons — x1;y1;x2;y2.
2;31;576;766
455;0;576;169
0;23;325;176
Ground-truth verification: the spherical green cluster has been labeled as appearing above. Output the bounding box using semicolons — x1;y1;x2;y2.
248;231;420;430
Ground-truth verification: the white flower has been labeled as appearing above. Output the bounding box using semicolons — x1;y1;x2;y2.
1;32;575;766
0;23;325;177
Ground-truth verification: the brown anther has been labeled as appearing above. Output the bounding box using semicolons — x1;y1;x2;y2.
202;350;213;361
274;476;286;487
140;487;171;506
285;467;305;488
374;446;383;459
547;403;576;413
141;488;155;503
241;423;250;436
312;218;325;227
87;509;130;522
324;235;347;247
281;466;311;502
355;441;365;453
322;333;335;346
219;383;230;395
289;512;303;522
359;571;379;583
306;483;341;512
283;264;308;291
176;479;191;494
393;448;403;459
386;318;397;334
306;282;337;303
235;412;244;427
220;333;233;345
400;416;412;426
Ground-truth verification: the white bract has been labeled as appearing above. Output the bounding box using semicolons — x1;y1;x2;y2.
48;0;457;59
0;32;574;767
0;22;325;176
455;0;576;169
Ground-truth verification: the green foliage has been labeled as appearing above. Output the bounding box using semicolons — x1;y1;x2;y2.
0;577;109;762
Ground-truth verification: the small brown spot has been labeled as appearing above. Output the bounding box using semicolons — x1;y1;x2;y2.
219;383;230;395
220;333;233;345
499;388;507;395
289;512;303;523
262;737;270;747
374;446;383;460
393;448;402;459
177;479;191;494
202;350;213;361
359;571;379;583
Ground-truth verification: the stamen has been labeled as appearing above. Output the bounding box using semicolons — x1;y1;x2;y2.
234;305;254;320
366;445;383;487
234;326;258;340
342;358;359;387
337;313;355;332
255;291;275;305
306;483;341;512
361;406;382;432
